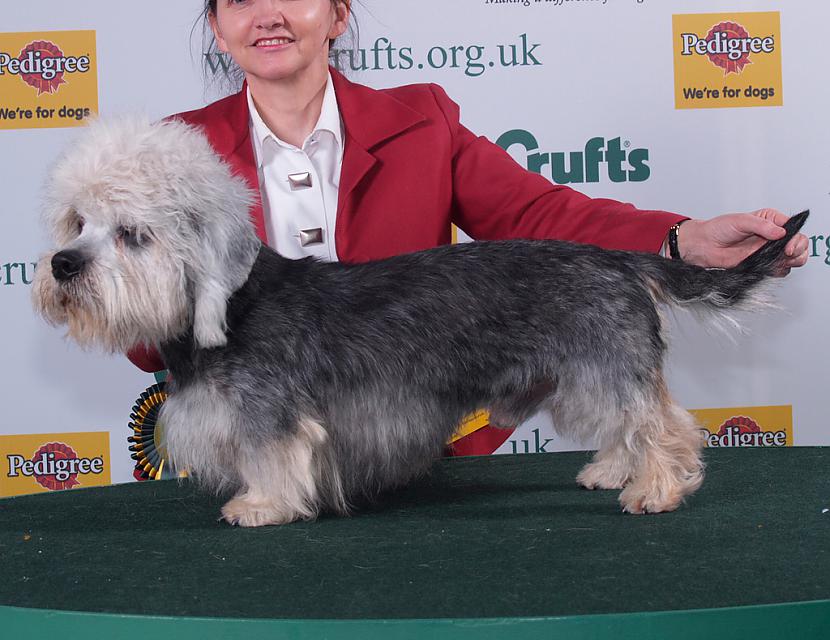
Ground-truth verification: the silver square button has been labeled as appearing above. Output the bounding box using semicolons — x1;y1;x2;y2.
288;172;313;190
299;228;323;247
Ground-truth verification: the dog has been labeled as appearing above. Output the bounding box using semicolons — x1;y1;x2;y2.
32;117;808;527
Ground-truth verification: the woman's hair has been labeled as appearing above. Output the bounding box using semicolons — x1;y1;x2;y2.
197;0;358;95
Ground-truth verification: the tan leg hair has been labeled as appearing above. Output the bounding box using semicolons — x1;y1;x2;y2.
576;441;637;491
617;380;706;514
221;417;345;527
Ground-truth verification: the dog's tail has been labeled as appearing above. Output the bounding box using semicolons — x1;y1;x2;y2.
640;210;809;319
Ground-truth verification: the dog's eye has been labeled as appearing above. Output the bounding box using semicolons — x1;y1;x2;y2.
117;225;141;249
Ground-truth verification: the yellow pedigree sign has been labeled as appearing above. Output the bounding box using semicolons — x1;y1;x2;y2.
673;12;782;109
0;432;111;497
690;405;793;448
0;30;98;130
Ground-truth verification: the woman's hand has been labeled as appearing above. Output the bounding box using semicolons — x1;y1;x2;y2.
676;208;809;276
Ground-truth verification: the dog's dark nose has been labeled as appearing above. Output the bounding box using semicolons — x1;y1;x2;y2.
51;250;87;281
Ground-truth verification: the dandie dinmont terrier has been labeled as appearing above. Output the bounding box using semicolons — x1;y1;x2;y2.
32;118;808;527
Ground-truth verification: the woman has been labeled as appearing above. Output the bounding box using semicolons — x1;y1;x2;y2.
130;0;808;454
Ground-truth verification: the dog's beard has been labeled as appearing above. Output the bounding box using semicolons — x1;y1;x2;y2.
32;255;69;326
32;252;192;352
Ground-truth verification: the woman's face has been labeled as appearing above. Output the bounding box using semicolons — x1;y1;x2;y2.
209;0;348;86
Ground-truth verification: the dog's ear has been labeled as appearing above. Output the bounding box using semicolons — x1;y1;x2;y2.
188;200;260;350
160;119;260;350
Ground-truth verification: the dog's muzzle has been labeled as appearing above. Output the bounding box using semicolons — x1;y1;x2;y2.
51;250;87;282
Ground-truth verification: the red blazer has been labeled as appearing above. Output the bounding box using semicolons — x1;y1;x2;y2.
128;69;683;452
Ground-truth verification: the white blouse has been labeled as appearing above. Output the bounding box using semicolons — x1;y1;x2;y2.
247;73;344;262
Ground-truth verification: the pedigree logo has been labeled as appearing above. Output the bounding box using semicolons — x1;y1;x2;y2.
1;432;110;497
690;405;792;448
673;13;782;109
0;30;98;130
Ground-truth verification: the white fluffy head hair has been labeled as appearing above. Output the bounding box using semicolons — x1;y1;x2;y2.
32;116;260;352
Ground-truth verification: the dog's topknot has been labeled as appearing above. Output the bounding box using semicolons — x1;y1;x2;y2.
47;115;253;231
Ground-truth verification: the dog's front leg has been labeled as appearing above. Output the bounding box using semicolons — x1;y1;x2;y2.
221;417;331;527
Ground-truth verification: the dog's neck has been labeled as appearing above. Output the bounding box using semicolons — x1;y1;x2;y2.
159;245;310;388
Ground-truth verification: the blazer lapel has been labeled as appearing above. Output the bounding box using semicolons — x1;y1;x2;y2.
331;69;425;226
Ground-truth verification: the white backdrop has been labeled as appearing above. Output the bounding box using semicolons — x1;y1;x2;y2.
2;0;827;490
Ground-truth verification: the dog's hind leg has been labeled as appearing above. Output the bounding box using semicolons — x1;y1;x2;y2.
556;391;639;491
563;372;704;513
221;417;340;527
616;380;705;514
576;439;638;491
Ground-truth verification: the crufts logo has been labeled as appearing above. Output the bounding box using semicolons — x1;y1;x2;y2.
0;40;90;95
496;129;649;184
690;405;792;448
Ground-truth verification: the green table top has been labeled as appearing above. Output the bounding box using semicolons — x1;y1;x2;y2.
0;447;828;635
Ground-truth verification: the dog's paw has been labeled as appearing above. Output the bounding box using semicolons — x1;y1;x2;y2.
220;495;300;527
576;461;631;491
618;484;682;515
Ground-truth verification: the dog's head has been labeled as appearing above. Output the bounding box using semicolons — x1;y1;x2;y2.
32;116;260;352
